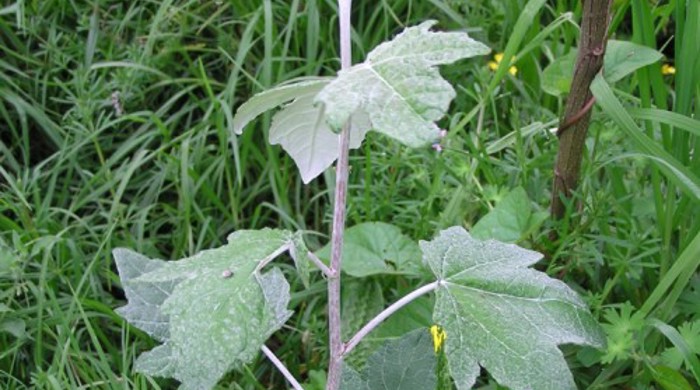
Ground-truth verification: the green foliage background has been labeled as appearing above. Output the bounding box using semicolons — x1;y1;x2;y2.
1;0;698;388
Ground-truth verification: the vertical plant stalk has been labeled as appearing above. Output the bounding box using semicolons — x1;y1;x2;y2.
550;0;613;226
327;1;353;389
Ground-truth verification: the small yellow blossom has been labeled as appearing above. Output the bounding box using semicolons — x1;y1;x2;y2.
488;52;518;76
661;63;676;75
430;325;447;353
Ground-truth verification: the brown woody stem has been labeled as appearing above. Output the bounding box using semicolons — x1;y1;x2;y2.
550;0;613;232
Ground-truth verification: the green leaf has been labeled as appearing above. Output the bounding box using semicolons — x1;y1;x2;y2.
114;249;174;342
366;329;437;390
0;238;18;277
115;229;295;390
651;365;694;390
342;279;385;368
316;20;490;148
374;296;433;339
471;186;546;243
340;329;437;390
340;365;369;390
603;40;664;83
316;222;423;277
269;88;370;183
232;78;330;135
423;227;606;390
660;320;700;370
0;318;26;339
590;75;700;201
541;40;663;96
289;231;311;287
233;77;370;183
541;51;576;96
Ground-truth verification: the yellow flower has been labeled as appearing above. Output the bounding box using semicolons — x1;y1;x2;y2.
661;63;676;75
430;325;447;353
488;52;518;76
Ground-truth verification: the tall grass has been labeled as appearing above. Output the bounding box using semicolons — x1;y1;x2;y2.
1;0;697;388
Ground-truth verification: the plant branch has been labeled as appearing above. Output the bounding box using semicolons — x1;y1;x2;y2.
307;251;334;278
326;1;353;389
261;345;304;390
343;281;440;356
550;0;613;230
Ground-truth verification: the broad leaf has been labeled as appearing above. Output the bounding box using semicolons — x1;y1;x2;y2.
342;279;385;368
114;249;175;342
471;186;548;243
423;227;605;390
541;40;663;96
603;40;664;83
340;329;437;390
316;20;490;147
233;77;370;183
232;78;330;135
115;229;298;390
541;51;576;97
365;329;437;390
341;365;369;390
316;222;423;277
651;365;695;390
269;90;370;183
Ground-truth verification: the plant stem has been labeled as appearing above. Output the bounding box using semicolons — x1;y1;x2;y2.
326;1;353;389
261;345;304;390
550;0;613;231
307;251;333;277
343;281;440;356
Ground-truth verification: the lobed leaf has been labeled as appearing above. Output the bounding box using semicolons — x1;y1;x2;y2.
471;186;548;243
340;329;437;390
269;90;370;183
365;329;437;390
232;78;330;135
233;77;370;183
422;227;606;390
316;20;491;147
315;222;423;277
114;229;298;389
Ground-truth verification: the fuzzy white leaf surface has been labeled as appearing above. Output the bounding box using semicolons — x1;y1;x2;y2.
270;89;370;183
422;227;606;390
232;78;331;135
316;20;491;147
114;229;301;390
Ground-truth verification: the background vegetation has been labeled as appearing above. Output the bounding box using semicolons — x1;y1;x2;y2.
1;0;697;388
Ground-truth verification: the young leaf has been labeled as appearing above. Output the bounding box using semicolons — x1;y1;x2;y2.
471;186;548;243
422;227;606;390
603;40;664;83
541;40;663;96
316;20;491;148
232;78;330;135
315;222;423;277
114;229;296;390
269;91;370;183
233;77;370;183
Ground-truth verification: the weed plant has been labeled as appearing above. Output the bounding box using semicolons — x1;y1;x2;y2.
1;0;698;388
